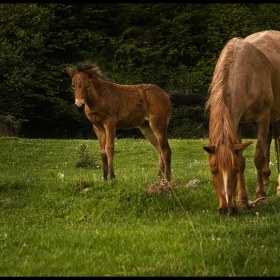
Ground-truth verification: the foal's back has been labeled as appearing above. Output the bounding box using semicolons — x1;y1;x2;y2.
94;80;171;128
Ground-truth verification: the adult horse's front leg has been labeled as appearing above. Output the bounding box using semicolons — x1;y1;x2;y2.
236;151;250;210
235;127;250;210
254;143;267;202
254;120;270;203
262;122;272;184
273;120;280;195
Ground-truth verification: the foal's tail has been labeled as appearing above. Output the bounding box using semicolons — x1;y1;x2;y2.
168;92;206;106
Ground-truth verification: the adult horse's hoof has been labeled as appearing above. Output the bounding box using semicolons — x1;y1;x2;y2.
236;200;252;211
253;197;267;206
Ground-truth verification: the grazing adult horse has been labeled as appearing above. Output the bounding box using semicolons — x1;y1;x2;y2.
67;62;205;181
203;30;280;215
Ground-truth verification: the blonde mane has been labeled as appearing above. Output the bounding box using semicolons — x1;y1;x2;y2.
206;37;243;169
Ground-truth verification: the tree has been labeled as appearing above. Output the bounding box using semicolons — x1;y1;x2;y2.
0;4;50;119
1;3;277;139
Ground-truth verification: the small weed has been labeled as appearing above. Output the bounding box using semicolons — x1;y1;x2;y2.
74;143;100;169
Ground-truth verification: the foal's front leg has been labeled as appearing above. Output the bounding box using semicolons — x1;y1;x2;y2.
105;124;116;180
93;125;108;180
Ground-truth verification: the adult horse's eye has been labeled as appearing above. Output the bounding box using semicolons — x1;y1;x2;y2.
210;165;218;176
86;85;90;89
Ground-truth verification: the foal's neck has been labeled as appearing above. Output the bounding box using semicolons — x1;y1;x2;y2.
88;76;113;103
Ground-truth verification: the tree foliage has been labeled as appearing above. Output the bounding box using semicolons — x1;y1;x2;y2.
0;3;279;138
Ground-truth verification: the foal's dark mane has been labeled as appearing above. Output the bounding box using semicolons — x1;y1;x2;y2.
77;61;109;80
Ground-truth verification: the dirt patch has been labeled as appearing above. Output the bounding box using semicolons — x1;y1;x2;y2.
146;178;201;197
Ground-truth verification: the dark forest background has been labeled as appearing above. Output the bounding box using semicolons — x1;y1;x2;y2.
0;3;278;139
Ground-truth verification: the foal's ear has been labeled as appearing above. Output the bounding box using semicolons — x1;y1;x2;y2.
203;146;215;154
86;67;100;78
66;67;76;77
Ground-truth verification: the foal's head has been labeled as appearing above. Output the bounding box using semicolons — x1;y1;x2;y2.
66;62;100;113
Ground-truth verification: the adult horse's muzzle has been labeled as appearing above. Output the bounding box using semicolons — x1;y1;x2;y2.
218;195;237;215
219;206;237;215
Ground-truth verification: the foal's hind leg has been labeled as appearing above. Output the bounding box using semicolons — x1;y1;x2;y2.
150;123;171;181
138;122;171;181
138;124;165;178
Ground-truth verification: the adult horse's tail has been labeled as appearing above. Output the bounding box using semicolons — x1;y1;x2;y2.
273;120;280;195
168;92;206;106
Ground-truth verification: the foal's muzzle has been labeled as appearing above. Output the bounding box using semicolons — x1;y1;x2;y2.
75;103;85;113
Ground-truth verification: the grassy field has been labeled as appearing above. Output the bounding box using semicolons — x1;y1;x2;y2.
1;137;280;276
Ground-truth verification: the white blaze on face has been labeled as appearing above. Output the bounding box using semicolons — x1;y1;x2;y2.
75;98;85;107
222;170;229;204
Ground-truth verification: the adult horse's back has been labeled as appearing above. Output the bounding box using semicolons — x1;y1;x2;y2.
203;30;280;215
67;62;205;181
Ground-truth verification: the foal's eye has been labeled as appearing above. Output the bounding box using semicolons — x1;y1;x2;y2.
86;85;90;89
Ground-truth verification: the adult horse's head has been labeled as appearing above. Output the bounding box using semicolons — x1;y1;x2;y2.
203;141;252;215
66;62;100;113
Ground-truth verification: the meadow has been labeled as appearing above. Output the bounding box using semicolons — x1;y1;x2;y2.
1;137;280;276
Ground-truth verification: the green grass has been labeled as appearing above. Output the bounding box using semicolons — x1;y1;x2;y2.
1;137;280;276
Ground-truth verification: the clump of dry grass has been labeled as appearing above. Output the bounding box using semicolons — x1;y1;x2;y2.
146;178;201;197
